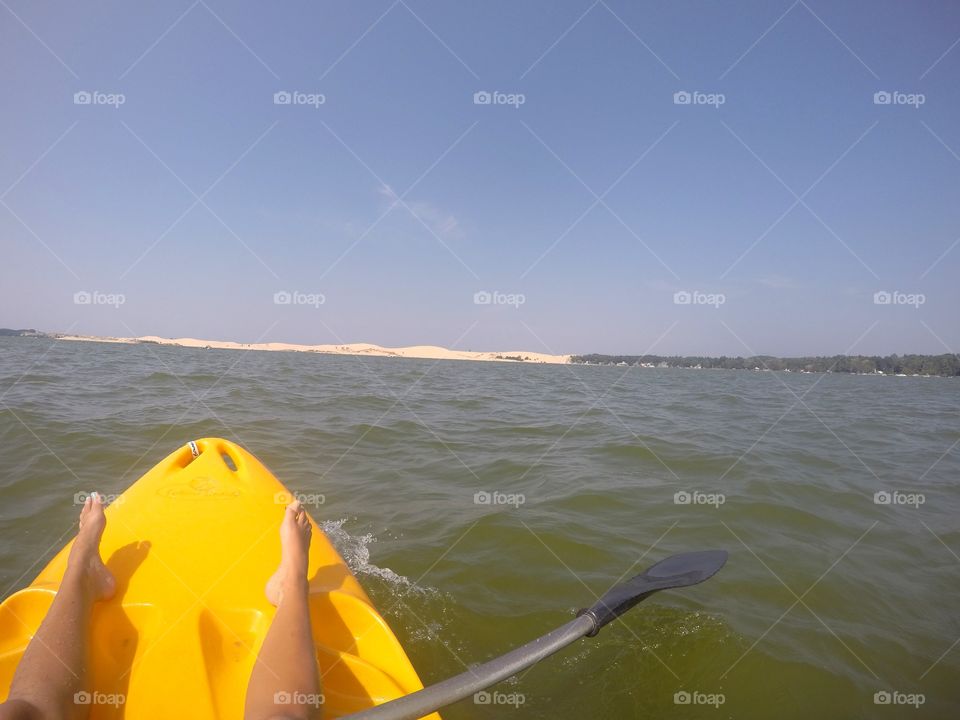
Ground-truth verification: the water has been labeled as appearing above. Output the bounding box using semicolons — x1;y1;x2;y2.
0;337;958;718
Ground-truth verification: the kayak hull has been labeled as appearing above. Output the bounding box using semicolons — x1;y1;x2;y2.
0;438;439;719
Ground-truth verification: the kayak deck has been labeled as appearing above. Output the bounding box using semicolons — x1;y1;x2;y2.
0;438;439;719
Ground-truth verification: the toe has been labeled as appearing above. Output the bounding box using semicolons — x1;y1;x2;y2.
80;495;92;523
285;502;303;525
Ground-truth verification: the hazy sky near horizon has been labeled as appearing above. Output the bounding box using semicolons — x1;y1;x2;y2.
2;0;958;357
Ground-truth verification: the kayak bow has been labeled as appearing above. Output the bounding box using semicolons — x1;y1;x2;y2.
0;438;439;719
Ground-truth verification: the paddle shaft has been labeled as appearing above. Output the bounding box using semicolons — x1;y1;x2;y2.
341;614;596;720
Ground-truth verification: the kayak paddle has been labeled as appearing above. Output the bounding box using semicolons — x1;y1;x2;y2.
341;549;727;720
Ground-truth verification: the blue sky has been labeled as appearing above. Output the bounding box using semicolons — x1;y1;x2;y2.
2;0;958;356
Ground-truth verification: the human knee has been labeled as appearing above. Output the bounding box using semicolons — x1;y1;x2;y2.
0;698;47;720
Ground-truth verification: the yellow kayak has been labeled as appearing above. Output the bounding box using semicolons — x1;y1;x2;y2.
0;438;439;719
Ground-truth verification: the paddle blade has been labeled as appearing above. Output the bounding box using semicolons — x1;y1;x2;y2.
581;550;727;635
642;549;728;585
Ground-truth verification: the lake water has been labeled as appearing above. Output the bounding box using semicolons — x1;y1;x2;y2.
0;337;957;718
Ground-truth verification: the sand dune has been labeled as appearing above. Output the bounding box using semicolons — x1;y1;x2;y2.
55;334;571;364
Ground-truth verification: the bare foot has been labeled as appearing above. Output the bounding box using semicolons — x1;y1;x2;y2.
66;493;116;601
265;501;312;606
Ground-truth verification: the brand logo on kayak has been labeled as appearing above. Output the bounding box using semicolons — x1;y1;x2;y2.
273;90;326;108
74;90;126;108
674;290;725;308
74;491;124;507
274;491;326;508
273;690;325;707
474;490;526;508
674;490;725;508
73;290;126;308
74;690;125;707
674;690;725;707
474;290;525;308
873;290;925;308
673;90;725;107
474;690;525;707
157;477;241;499
274;290;325;307
473;90;525;108
873;490;925;508
874;690;924;707
873;90;925;108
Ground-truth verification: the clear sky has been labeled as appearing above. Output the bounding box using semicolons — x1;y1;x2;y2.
2;0;958;357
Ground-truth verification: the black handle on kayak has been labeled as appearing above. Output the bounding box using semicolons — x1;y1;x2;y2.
340;549;727;720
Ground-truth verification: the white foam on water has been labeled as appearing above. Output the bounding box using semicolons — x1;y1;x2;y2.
320;518;432;594
319;519;459;648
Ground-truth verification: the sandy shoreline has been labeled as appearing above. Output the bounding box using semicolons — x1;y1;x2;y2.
53;334;571;365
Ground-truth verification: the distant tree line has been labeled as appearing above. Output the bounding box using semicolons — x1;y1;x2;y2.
570;354;960;377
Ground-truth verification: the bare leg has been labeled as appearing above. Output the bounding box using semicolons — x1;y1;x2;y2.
244;501;321;720
0;494;115;720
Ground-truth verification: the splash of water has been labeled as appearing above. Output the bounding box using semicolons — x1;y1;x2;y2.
320;518;458;649
320;518;429;593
